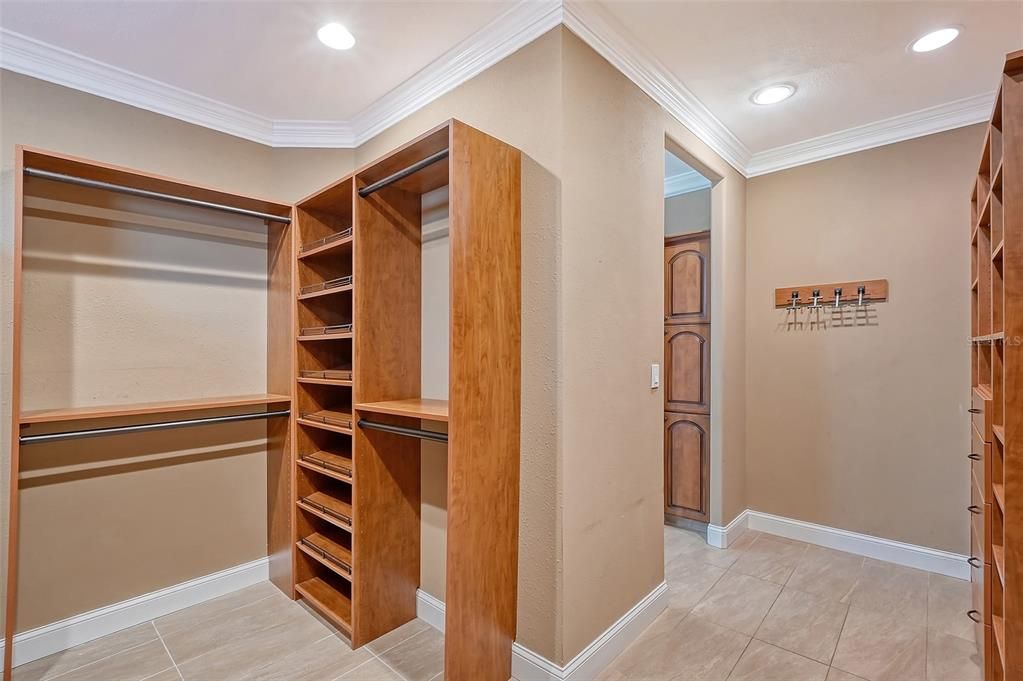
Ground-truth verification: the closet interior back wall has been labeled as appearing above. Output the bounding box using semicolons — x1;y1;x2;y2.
15;177;272;632
421;185;450;602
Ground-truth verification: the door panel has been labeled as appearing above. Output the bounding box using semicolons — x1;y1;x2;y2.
664;413;710;522
664;324;710;414
665;233;710;323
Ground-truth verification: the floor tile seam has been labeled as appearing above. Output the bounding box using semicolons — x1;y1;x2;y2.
371;627;432;658
330;654;383;681
162;610;304;670
369;643;415;681
748;636;834;669
38;631;162;681
152;592;279;639
151;622;184;681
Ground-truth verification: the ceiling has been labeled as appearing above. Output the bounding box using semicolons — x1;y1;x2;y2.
0;0;1019;175
601;0;1021;153
0;1;514;120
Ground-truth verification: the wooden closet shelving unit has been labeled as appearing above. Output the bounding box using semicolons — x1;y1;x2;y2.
5;118;520;681
970;49;1023;681
290;119;522;680
4;148;296;679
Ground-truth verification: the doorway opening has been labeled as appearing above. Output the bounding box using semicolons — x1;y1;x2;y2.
662;148;713;532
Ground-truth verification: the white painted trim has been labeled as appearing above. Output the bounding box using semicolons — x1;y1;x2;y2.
0;4;991;174
706;509;749;549
745;92;996;176
348;0;564;147
664;169;712;197
746;510;970;580
415;589;446;633
417;583;668;681
561;1;752;174
0;28;276;146
1;558;269;668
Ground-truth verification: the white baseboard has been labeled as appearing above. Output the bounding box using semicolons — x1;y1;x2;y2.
706;509;749;549
745;510;970;580
3;557;269;667
417;582;668;681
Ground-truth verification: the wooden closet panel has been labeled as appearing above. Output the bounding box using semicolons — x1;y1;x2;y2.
664;324;711;414
445;121;521;681
267;216;296;596
664;413;710;522
351;183;422;646
664;233;710;323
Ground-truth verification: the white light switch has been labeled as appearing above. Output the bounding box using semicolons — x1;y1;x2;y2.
651;363;660;389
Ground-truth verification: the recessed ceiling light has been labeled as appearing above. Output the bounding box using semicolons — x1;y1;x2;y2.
317;22;355;50
751;83;796;106
910;27;960;53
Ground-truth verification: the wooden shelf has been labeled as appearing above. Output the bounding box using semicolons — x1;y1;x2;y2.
295;577;352;636
298;533;353;581
994;425;1006;444
975;384;994;401
298;410;354;435
297;234;353;260
298;450;353;483
298;491;353;532
995;544;1006;584
298;332;353;342
995;483;1006;513
995;614;1006;670
994;240;1005;260
355;398;449;422
19;393;291;425
297;377;353;388
298;284;353;301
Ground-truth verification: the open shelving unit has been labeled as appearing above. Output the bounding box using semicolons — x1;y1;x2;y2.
970;49;1023;681
4;147;296;678
287;120;522;681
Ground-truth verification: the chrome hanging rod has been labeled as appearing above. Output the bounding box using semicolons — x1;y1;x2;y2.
358;419;448;443
20;409;290;445
358;149;449;198
24;168;292;224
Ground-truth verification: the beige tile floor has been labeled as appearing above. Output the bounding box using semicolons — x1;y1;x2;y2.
12;581;444;681
599;525;982;681
12;525;981;681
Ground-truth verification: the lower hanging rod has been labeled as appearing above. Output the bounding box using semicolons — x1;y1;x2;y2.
358;149;449;198
358;419;448;443
24;168;292;224
20;409;291;445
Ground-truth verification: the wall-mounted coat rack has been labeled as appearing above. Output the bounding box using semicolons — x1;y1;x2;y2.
774;279;889;308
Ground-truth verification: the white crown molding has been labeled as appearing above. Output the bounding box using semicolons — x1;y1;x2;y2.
347;0;564;147
561;1;752;174
0;3;993;174
745;91;996;177
0;28;276;145
664;169;712;197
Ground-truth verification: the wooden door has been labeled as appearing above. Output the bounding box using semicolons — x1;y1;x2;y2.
664;324;710;414
664;413;710;521
664;232;710;324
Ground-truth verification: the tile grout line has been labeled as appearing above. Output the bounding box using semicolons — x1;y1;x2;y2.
370;630;431;681
37;636;161;681
151;621;184;681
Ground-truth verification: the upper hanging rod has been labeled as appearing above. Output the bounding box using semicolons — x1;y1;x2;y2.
358;149;449;198
24;168;292;224
358;419;448;443
20;409;290;445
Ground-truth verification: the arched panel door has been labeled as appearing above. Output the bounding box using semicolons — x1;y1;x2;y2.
664;233;710;323
664;413;709;522
664;325;711;414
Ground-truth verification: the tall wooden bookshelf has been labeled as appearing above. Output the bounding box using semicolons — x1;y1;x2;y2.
290;119;522;680
971;49;1023;681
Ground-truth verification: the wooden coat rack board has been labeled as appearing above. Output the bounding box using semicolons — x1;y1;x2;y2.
774;279;889;308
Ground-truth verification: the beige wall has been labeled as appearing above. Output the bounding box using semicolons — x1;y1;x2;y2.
665;188;711;236
745;124;984;553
